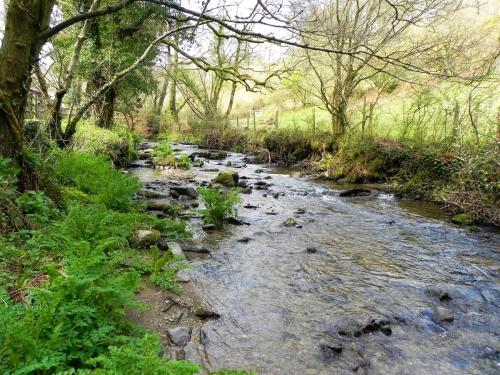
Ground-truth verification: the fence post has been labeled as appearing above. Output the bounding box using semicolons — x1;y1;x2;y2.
253;111;256;131
275;110;279;129
236;117;239;128
312;108;316;135
246;113;250;129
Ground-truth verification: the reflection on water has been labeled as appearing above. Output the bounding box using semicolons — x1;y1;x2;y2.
131;144;500;375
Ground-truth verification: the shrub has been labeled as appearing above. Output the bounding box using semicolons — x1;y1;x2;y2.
197;188;241;228
54;152;141;211
152;141;191;169
72;121;137;165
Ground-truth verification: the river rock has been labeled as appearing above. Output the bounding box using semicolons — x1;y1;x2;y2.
451;213;474;226
320;340;343;362
237;237;252;243
192;151;227;160
283;217;297;227
141;189;168;199
166;242;185;259
339;188;371;197
132;229;161;248
306;247;318;253
146;201;175;213
241;187;252;194
170;186;198;199
176;239;210;253
333;318;364;338
203;224;218;231
432;306;454;323
167;327;192;347
192;159;204;167
213;172;239;187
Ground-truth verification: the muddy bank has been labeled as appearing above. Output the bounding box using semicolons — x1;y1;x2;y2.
129;142;500;375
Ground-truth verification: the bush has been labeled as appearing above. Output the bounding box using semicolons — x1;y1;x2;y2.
152;141;191;169
72;121;138;165
54;152;141;211
197;188;241;228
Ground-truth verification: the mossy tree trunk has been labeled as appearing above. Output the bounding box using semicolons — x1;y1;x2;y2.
0;0;55;189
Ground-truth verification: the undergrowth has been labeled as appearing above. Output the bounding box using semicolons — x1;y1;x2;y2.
0;149;198;374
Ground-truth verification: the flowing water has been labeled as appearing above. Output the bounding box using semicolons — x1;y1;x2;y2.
131;143;499;375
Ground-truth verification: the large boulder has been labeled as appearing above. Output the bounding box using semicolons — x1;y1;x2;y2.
213;172;239;187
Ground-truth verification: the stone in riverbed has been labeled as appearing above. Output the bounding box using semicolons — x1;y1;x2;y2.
169;186;198;199
306;247;318;253
167;326;192;347
166;242;185;259
237;237;252;243
282;217;297;227
213;172;239;187
339;188;371;197
432;306;454;323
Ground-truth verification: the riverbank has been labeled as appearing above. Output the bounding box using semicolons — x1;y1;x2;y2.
177;126;499;227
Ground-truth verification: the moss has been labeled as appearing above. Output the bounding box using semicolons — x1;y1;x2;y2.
451;213;474;226
213;172;239;187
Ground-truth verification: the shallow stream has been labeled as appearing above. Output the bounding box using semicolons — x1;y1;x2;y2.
131;143;499;375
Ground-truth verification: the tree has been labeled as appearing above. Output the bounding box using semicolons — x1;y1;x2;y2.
294;0;468;135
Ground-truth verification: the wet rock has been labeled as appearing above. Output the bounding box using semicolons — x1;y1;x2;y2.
295;208;306;214
255;169;264;173
131;229;160;248
240;187;252;194
478;346;500;361
191;151;227;160
266;210;278;215
243;204;258;209
264;175;272;180
362;319;392;336
213;171;239;187
167;326;192;347
176;272;191;283
306;247;318;253
203;224;218;231
227;217;250;226
333;319;364;338
427;287;452;302
237;237;252;243
138;149;153;160
141;189;168;199
320;340;343;361
282;217;298;227
176;239;210;253
451;213;474;226
201;168;220;172
237;181;248;188
146;201;176;213
339;188;371;197
193;307;220;320
432;306;454;323
170;186;198;199
192;159;204;167
166;242;185;259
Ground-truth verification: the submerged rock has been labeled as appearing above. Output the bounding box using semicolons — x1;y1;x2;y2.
282;217;298;227
339;188;371;197
167;327;192;347
432;306;454;323
306;247;318;253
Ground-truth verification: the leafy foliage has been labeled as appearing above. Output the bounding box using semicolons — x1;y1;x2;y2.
54;152;141;211
0;150;198;374
197;187;241;228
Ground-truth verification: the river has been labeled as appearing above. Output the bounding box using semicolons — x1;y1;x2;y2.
130;143;499;375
